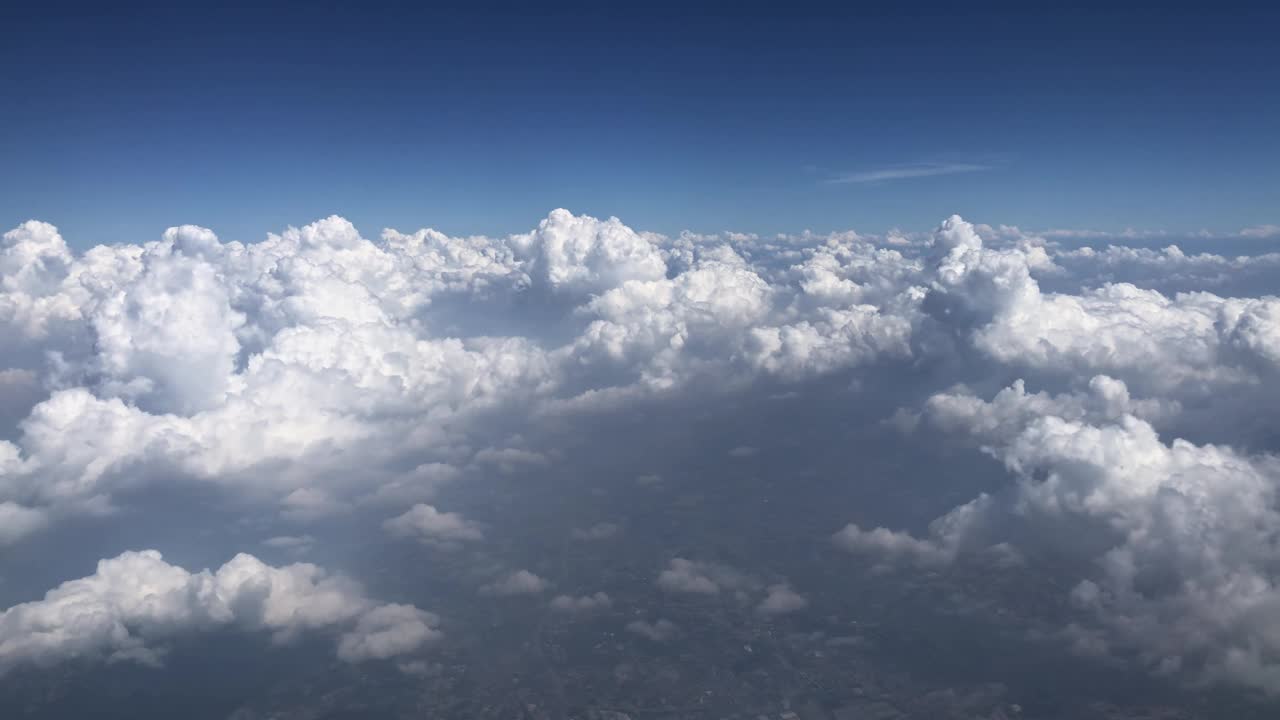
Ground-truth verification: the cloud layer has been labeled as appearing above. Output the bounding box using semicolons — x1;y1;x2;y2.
2;209;1280;693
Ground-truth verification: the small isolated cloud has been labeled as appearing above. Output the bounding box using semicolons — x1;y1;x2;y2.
481;570;550;596
336;603;440;662
756;583;808;616
626;619;679;642
549;592;612;613
384;504;483;544
571;522;620;541
831;523;952;567
657;558;722;594
829;162;991;185
727;445;758;458
656;558;757;596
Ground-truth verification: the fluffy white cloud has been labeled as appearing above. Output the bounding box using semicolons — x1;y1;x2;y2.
4;209;1280;697
1052;243;1280;296
919;375;1178;442
384;503;484;543
832;523;954;567
508;208;667;294
851;377;1280;692
756;584;808;616
656;558;758;597
549;592;612;613
83;236;245;414
336;603;440;662
0;221;78;340
481;570;550;596
0;210;929;541
0;550;436;674
656;558;725;595
924;215;1280;398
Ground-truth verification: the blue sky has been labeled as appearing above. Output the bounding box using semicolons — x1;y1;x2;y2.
3;1;1278;246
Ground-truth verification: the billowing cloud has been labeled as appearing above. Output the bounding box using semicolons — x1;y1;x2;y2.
507;208;668;294
924;216;1280;398
0;550;436;674
3;208;1280;697
848;377;1280;690
0;210;922;545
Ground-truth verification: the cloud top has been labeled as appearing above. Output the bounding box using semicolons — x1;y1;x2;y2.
2;209;1280;694
0;550;436;674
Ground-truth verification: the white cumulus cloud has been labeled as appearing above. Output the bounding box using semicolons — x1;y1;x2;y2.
0;550;436;674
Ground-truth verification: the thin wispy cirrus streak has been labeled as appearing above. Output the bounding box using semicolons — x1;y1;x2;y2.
827;162;992;184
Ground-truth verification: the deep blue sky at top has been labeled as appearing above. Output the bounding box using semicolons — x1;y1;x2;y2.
2;1;1278;246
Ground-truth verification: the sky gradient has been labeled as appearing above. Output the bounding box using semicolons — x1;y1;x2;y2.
3;1;1278;245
